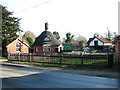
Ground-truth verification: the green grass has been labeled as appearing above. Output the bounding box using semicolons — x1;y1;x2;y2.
5;60;119;72
5;58;110;69
6;52;119;72
0;57;7;60
34;57;108;66
6;61;30;65
90;53;108;55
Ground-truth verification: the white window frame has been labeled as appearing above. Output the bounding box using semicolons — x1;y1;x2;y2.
16;43;21;52
43;45;51;52
36;47;38;52
44;37;50;42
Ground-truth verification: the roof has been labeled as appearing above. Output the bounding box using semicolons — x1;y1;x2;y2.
32;31;61;46
97;37;111;43
6;38;30;48
62;43;72;44
87;36;111;44
87;38;94;44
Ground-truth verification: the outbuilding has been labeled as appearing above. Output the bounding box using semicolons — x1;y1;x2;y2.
87;36;112;51
6;38;30;54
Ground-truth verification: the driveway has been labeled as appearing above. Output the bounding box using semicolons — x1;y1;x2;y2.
2;65;118;88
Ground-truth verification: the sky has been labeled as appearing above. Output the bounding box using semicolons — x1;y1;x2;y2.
1;0;119;40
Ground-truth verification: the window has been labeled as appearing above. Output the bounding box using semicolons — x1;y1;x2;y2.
43;46;51;52
94;41;98;50
36;47;38;52
16;43;21;52
44;37;50;42
94;41;98;46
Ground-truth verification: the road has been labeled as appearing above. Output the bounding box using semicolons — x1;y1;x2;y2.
2;65;118;88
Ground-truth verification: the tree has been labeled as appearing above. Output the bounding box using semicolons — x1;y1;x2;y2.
105;29;112;41
2;6;22;56
104;28;117;41
53;31;60;40
65;32;74;43
26;35;34;47
72;35;87;50
22;31;35;47
93;33;100;37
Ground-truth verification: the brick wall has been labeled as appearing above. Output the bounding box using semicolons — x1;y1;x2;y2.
51;45;57;52
33;45;57;54
7;39;29;53
33;46;43;53
115;35;120;63
115;40;120;53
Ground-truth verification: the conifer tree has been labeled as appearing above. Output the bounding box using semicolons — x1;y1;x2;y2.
2;6;22;56
2;6;22;46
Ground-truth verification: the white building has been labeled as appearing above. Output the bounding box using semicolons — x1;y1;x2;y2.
87;37;112;51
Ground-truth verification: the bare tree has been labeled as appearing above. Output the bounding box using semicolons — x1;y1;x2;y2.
93;33;100;37
105;27;117;41
72;35;87;50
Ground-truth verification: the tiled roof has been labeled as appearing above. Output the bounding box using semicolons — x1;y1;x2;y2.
97;37;111;43
87;36;111;44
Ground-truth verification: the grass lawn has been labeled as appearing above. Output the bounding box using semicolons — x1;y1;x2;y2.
0;57;7;60
90;52;110;55
5;56;119;72
4;52;119;72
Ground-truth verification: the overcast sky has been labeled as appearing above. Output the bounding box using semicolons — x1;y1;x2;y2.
1;0;119;40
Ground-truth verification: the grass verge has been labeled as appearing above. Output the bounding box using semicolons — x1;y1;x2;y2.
5;60;120;72
0;57;7;60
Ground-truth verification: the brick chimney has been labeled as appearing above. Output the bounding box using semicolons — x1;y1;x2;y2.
45;22;48;31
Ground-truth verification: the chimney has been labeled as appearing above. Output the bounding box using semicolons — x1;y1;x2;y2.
45;22;48;31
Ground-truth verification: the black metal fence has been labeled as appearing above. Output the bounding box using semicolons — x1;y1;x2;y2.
8;53;114;68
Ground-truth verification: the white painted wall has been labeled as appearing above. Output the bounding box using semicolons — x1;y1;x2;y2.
90;38;103;46
104;43;112;46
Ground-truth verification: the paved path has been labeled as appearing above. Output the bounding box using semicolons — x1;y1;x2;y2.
2;65;118;88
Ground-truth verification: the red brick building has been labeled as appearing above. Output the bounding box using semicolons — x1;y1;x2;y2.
6;38;30;54
32;22;61;54
114;35;120;63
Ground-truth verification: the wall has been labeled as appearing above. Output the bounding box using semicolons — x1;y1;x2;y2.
104;42;112;46
115;40;120;53
51;45;57;52
90;38;103;46
33;46;43;53
115;36;120;63
33;45;57;53
7;39;29;53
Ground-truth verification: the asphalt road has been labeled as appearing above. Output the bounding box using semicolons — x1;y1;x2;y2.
2;65;118;88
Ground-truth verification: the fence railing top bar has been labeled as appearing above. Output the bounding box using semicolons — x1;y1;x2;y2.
8;53;109;59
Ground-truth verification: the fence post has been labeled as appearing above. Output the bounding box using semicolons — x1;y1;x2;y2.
59;53;62;66
19;53;20;61
29;53;31;65
81;56;83;67
8;53;10;61
17;54;18;61
70;54;72;65
108;53;114;68
23;53;24;62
